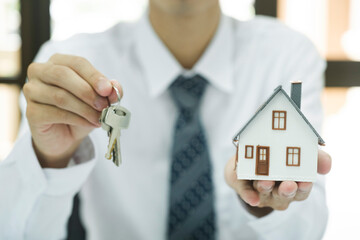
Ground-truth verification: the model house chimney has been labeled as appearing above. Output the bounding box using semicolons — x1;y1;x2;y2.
291;81;302;109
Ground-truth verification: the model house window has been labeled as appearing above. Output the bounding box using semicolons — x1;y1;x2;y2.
287;147;301;166
245;145;253;159
272;111;287;130
259;148;267;162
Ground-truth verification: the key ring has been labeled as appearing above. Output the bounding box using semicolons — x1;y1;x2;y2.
106;83;122;107
111;85;125;113
112;85;121;104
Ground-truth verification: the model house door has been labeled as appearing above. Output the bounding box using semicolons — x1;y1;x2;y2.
256;146;270;175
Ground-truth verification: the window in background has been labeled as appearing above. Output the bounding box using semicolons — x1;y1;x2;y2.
339;0;360;61
278;0;360;61
0;85;20;160
0;0;21;77
276;1;360;239
0;0;21;160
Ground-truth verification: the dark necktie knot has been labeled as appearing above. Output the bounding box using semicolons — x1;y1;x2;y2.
170;74;208;111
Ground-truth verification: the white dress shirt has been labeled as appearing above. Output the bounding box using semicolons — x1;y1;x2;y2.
0;13;328;240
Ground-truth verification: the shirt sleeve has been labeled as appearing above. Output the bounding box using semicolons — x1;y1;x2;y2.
0;130;98;239
0;41;99;240
240;33;328;239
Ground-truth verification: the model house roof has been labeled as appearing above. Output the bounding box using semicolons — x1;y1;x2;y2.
233;85;325;146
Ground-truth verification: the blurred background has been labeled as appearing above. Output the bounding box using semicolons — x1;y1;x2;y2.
0;0;359;239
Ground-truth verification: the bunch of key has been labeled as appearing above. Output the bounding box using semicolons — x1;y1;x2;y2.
99;86;131;166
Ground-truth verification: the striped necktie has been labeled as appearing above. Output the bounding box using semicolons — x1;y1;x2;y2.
167;74;216;240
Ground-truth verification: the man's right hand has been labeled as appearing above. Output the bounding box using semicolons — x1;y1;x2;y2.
23;54;123;168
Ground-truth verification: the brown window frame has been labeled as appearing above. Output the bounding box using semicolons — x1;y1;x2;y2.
272;110;287;130
245;145;254;159
286;147;301;166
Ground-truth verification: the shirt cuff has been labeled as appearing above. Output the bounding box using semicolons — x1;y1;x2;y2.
42;135;97;196
10;131;98;197
9;131;47;193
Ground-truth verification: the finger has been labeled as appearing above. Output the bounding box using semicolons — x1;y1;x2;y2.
24;81;101;126
224;156;259;206
31;62;108;111
224;156;237;186
253;180;275;194
49;54;113;96
270;186;291;211
318;149;332;174
236;180;260;207
253;180;275;208
26;101;96;128
108;79;124;104
278;181;297;199
294;182;313;201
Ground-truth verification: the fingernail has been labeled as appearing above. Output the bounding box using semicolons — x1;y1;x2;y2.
283;191;296;198
94;96;108;110
261;184;273;191
326;152;332;162
298;185;312;193
96;77;112;92
251;200;260;207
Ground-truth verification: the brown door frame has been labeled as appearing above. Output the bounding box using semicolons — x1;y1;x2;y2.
256;146;270;176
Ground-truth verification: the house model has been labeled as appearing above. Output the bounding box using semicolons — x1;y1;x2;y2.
232;82;325;182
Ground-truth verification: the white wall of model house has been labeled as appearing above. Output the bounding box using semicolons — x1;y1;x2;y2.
236;91;318;182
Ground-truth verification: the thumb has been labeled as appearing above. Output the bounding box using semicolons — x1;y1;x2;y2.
318;149;332;174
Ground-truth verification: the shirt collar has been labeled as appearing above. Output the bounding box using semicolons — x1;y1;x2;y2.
134;12;235;98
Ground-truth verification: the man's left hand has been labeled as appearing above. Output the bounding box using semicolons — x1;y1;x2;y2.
224;149;332;217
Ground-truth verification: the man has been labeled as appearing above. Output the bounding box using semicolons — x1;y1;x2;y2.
0;0;331;239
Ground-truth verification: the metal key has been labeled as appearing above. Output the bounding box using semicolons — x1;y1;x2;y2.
103;105;130;165
100;86;131;166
